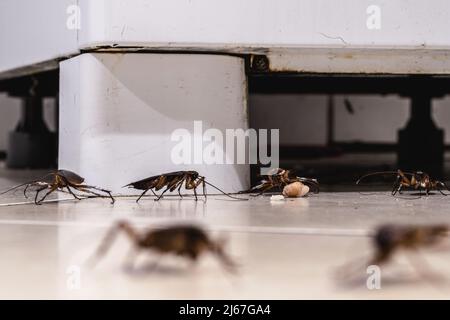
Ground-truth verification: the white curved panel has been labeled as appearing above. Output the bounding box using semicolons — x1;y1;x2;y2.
78;0;450;49
59;53;250;193
2;0;450;75
0;0;79;77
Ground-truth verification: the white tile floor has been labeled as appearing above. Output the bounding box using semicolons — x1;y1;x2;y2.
1;170;450;299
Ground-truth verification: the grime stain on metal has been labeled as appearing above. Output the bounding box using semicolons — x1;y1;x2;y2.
250;55;270;72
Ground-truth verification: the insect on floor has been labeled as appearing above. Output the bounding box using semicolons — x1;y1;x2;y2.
1;169;450;299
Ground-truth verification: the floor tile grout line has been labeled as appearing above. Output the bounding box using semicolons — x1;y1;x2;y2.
0;219;373;237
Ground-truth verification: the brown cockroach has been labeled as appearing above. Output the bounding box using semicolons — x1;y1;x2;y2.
241;168;319;195
0;169;115;205
337;224;450;284
90;221;237;272
356;170;450;196
124;171;247;202
370;224;449;266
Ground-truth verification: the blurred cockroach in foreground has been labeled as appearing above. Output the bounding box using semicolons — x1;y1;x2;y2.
89;221;237;272
369;224;449;266
337;224;450;284
0;169;115;205
356;170;450;196
124;171;247;202
241;168;319;195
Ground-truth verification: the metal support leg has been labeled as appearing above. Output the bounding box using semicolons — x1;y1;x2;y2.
6;95;57;168
398;95;444;178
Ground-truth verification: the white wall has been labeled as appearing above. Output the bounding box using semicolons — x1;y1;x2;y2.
58;53;249;192
250;95;328;145
79;0;450;49
0;0;78;76
334;95;409;143
433;96;450;142
250;94;450;145
3;1;450;77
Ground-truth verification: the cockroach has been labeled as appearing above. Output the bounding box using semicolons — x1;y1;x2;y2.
337;224;450;284
0;169;115;205
241;168;319;195
124;171;247;202
356;170;450;196
90;221;237;272
370;224;449;266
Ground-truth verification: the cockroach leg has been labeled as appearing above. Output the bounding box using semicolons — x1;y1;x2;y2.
202;178;207;202
136;188;158;203
36;186;58;205
81;188;112;202
34;186;48;205
193;186;198;201
66;186;82;200
77;187;107;200
435;181;449;196
80;185;115;204
177;182;184;198
391;175;402;195
23;184;32;199
155;187;170;201
136;189;149;203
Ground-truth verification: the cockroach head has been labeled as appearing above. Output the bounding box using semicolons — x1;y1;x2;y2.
374;224;399;250
415;171;430;179
116;220;129;228
187;171;200;178
431;225;449;236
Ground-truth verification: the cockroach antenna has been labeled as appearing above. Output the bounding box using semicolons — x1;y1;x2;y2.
202;179;248;201
0;172;58;197
356;171;411;185
0;181;34;196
